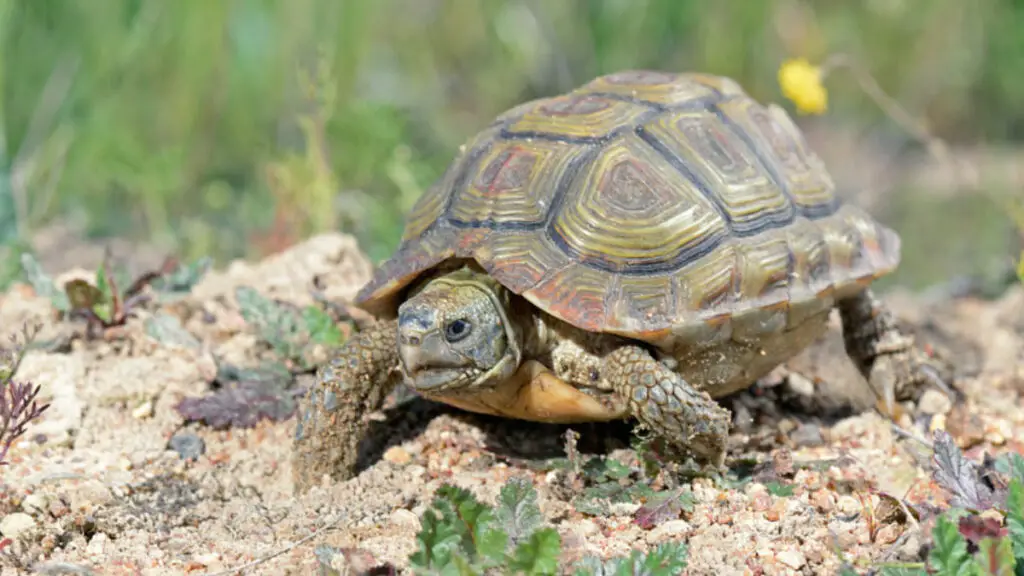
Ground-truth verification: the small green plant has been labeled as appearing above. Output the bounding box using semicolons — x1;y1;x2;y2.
234;285;346;371
406;475;688;576
0;322;49;465
571;543;689;576
19;252;211;336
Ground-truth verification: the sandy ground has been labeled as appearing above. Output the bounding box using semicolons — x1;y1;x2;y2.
0;233;1021;575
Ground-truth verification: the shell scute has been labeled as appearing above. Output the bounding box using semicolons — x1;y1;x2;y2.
524;264;613;332
448;138;577;228
549;131;729;274
640;108;796;235
605;273;677;336
482;231;570;295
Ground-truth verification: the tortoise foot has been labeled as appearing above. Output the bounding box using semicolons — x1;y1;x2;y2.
292;319;401;494
838;289;957;418
603;345;731;471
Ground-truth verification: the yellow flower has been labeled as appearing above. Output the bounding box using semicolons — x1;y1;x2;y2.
778;58;828;115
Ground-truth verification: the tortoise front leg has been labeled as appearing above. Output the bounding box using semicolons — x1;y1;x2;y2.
292;318;401;493
602;345;731;470
837;288;954;417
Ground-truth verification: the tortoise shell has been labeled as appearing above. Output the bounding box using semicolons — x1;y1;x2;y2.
356;70;900;345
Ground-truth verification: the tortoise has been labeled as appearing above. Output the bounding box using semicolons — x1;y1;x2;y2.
292;70;948;492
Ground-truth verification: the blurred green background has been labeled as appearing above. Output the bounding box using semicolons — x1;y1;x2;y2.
0;0;1021;292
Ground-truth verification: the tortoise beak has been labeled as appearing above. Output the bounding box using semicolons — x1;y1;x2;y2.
399;328;467;390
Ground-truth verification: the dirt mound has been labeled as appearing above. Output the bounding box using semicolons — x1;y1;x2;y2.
1;233;1021;575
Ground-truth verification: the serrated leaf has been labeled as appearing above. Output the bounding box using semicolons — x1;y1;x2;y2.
1006;480;1024;566
932;430;996;511
235;286;304;359
579;542;688;576
508;527;560;575
495;476;543;547
21;253;69;310
634;488;695;529
430;484;503;567
976;537;1016;576
636;542;688;575
174;378;299;429
410;508;462;573
996;454;1024;485
929;514;976;576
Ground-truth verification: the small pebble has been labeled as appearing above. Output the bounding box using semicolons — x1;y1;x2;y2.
786;373;815;397
87;533;108;555
22;494;48;516
168;432;206;461
132;400;154;419
776;547;806;569
790;423;824;447
194;552;222;567
384;446;412;465
574;519;599;537
917;389;952;415
836;495;861;516
643;518;692;541
0;513;37;539
390;508;420;530
810;489;834;513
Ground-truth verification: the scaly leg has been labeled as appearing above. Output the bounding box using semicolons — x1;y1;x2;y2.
292;318;401;493
837;289;953;417
602;345;731;470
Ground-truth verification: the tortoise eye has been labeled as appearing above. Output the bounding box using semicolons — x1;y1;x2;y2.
444;319;472;343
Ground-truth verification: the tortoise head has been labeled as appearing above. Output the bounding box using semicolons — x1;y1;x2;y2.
396;268;522;393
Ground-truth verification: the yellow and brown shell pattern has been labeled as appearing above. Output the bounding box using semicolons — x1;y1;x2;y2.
357;70;900;345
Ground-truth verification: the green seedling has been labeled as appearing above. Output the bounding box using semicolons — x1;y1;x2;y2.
20;252;211;336
407;475;690;576
234;285;345;371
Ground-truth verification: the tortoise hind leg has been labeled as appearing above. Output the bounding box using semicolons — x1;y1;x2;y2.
292;319;401;493
837;288;954;417
602;345;731;470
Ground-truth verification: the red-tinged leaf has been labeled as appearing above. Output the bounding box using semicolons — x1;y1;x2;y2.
175;379;299;430
958;514;1007;545
634;488;695;529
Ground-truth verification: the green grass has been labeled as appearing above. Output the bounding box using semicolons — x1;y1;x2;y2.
0;0;1022;285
